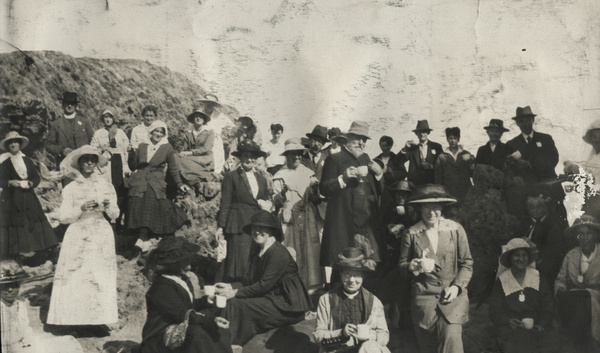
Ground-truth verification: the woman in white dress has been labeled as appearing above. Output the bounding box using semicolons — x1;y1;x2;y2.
47;145;119;334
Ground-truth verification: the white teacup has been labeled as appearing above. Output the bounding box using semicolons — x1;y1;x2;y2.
216;295;227;308
396;206;406;215
420;258;435;273
356;324;370;341
20;180;29;188
204;285;215;296
461;153;471;161
357;166;369;177
521;318;534;330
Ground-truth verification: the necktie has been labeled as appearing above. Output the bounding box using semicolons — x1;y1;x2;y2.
527;221;537;239
526;136;531;144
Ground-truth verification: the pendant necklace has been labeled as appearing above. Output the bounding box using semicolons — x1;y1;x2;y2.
518;290;525;302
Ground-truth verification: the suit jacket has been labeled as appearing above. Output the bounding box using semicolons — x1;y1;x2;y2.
46;115;94;164
475;142;516;171
302;150;330;181
128;143;183;199
507;131;559;182
433;149;473;199
399;218;473;329
235;241;312;313
517;217;564;285
217;168;271;234
401;141;443;185
319;147;383;266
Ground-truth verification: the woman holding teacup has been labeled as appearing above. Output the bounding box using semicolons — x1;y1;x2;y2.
313;235;390;353
399;184;473;353
489;238;558;353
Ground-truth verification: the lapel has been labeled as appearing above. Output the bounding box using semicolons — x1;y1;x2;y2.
5;158;19;179
237;168;260;202
414;228;440;264
435;225;453;262
411;145;422;164
56;117;71;138
138;143;149;164
148;144;167;165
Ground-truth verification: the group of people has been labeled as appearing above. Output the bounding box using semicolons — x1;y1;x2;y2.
0;91;599;353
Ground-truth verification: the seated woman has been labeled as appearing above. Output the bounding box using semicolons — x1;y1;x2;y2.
178;106;216;190
141;236;232;353
1;259;83;353
313;235;390;353
215;210;311;346
489;238;558;353
554;215;600;352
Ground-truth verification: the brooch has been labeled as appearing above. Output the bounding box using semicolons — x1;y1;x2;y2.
77;121;82;126
431;150;436;155
536;141;542;148
577;275;584;283
518;290;525;302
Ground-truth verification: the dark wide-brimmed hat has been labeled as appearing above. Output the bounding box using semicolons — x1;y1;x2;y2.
499;238;539;268
407;184;457;205
484;119;509;132
280;137;306;155
334;234;376;272
154;237;201;265
565;215;600;242
0;260;29;284
388;180;415;192
512;106;537;120
0;131;29;151
413;120;432;133
242;210;283;242
231;139;267;158
306;125;330;143
68;145;109;170
61;91;78;104
346;120;370;139
187;107;211;124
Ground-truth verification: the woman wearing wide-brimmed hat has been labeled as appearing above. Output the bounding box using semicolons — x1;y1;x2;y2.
398;184;473;353
225;116;263;172
554;215;600;352
0;131;58;258
140;237;232;353
90;108;131;227
127;120;190;252
1;259;84;353
272;137;324;288
178;105;217;188
313;235;391;353
216;139;273;282
47;145;119;331
216;210;311;346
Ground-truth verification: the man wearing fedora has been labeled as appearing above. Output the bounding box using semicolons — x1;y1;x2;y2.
399;120;443;186
303;124;331;181
506;106;559;182
475;119;519;171
46;91;94;170
320;120;385;278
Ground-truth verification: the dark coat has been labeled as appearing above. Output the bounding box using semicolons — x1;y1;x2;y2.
235;241;312;312
141;274;231;353
507;132;559;182
433;150;473;199
399;218;473;330
0;156;57;255
128;143;183;199
46;115;94;166
302;149;330;181
217;168;271;234
475;142;516;171
402;141;443;185
319;147;383;266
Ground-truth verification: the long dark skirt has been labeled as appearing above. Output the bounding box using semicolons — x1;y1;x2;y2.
127;187;188;235
141;324;232;353
496;326;559;353
216;232;255;283
224;296;305;346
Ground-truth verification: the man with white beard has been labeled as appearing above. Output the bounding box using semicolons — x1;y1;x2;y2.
319;121;385;286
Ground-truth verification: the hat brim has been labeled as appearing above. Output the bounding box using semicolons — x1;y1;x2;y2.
306;133;330;143
242;222;283;242
69;151;109;170
280;147;306;156
412;129;432;133
0;272;30;284
408;198;457;205
187;112;211;124
484;126;510;132
231;150;267;158
333;263;375;272
346;133;371;140
511;114;536;120
0;136;29;151
564;223;600;240
499;247;539;268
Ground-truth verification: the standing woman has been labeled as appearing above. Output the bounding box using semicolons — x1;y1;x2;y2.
127;121;189;252
91;108;131;227
47;146;119;332
217;139;273;282
272;138;324;289
399;184;473;353
178;106;216;189
0;132;57;259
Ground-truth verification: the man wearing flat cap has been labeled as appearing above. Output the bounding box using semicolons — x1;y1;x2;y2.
46;91;94;170
398;120;443;186
506;106;559;182
320;120;385;279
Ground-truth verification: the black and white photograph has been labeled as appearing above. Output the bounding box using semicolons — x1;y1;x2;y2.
1;1;599;352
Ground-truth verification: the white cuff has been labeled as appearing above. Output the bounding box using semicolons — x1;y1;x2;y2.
338;175;347;189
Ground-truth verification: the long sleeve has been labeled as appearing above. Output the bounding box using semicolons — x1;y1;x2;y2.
368;297;390;346
192;130;215;156
235;249;289;298
451;224;474;290
102;178;120;220
319;155;343;197
0;162;8;188
45;123;62;155
84;119;94;144
489;279;510;327
383;153;408;185
313;294;342;343
165;147;183;188
148;282;190;325
554;255;570;295
217;172;233;228
26;158;41;188
398;232;415;278
59;184;83;224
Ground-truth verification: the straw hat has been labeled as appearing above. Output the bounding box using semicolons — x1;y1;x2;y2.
499;238;539;268
148;120;168;134
68;145;108;170
0;259;29;284
242;210;283;242
407;184;457;205
564;215;600;242
333;234;376;272
0;131;29;151
280;137;306;155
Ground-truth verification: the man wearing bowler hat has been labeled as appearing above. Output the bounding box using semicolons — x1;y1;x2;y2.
320;120;385;280
303;125;331;181
475;119;520;171
400;120;443;186
46;91;94;170
506;106;559;182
